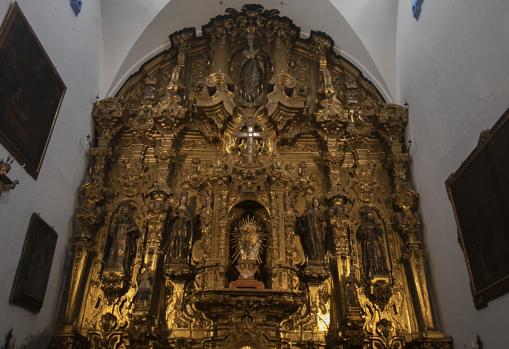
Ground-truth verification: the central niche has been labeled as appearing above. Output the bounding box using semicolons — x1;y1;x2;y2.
228;200;269;289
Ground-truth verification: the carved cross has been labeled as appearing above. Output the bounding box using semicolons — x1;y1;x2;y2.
235;124;264;163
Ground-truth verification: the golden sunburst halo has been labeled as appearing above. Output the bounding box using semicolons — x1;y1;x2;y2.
231;215;267;263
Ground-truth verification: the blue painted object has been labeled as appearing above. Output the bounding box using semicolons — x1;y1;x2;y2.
70;0;82;16
412;0;423;20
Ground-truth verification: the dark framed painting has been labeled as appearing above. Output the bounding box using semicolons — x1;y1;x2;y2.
446;108;509;309
0;2;66;179
10;213;58;313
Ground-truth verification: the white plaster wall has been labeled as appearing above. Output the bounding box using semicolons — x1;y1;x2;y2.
0;0;102;346
100;0;169;98
397;0;509;348
330;0;399;100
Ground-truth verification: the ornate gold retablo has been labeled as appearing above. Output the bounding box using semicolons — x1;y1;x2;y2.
51;5;452;349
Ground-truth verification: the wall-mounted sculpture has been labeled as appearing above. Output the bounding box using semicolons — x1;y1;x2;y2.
50;5;452;349
0;157;19;197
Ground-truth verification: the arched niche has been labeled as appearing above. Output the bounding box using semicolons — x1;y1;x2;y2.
227;200;270;288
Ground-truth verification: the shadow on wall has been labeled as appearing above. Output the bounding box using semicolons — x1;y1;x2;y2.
1;328;53;349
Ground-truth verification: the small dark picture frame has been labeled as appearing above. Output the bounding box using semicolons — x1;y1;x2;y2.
446;108;509;309
0;2;66;179
10;213;58;313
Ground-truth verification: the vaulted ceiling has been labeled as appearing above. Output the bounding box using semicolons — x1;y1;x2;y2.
100;0;399;101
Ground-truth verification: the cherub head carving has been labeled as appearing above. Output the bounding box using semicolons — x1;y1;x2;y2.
0;157;14;176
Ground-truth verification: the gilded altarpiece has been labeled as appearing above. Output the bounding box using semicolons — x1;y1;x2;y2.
51;6;452;349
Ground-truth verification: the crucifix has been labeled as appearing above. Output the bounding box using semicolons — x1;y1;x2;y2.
235;121;264;163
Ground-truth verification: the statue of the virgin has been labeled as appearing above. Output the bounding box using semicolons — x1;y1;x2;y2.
239;36;265;103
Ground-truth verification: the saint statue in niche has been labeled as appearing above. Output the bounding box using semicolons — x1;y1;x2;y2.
168;193;194;261
238;36;265;103
298;197;328;261
104;204;139;273
356;207;389;280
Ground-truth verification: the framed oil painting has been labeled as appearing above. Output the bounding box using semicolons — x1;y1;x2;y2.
10;213;58;313
0;2;66;179
446;108;509;309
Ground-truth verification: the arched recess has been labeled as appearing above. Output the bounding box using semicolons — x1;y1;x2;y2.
227;200;270;288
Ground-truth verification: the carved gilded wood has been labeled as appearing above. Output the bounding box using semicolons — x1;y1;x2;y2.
51;5;451;349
